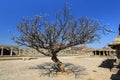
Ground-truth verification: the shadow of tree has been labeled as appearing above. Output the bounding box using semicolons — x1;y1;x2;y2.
29;62;86;78
98;59;116;71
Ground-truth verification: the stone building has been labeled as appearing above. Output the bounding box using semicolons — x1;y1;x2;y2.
108;26;120;65
93;48;116;56
0;44;20;56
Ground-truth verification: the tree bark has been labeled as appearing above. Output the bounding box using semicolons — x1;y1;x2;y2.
51;54;65;72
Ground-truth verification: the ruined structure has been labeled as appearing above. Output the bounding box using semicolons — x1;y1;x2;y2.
93;48;115;56
0;44;20;56
108;25;120;66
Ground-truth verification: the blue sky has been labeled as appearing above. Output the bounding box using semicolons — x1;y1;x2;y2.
0;0;120;49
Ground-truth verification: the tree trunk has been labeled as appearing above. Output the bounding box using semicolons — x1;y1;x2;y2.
51;54;65;72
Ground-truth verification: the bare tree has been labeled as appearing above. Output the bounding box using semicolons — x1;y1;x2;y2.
12;4;110;72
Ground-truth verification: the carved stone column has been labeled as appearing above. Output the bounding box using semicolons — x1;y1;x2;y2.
116;47;120;65
99;51;101;56
93;51;96;55
95;51;96;55
1;47;3;56
103;51;105;56
10;48;13;56
108;51;110;56
18;48;20;56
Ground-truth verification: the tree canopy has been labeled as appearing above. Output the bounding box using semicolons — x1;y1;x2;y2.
13;4;110;72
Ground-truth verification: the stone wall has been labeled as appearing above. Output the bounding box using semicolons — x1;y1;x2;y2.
20;47;93;57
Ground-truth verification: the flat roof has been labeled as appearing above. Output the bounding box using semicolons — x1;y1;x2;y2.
0;44;19;49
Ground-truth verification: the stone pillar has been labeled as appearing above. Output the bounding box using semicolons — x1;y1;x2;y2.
94;51;96;55
107;51;109;56
104;51;107;56
111;51;114;58
103;51;105;56
10;48;13;56
18;48;20;56
116;49;120;65
110;51;113;59
96;51;98;55
99;51;101;56
1;47;3;56
109;51;112;56
93;51;95;55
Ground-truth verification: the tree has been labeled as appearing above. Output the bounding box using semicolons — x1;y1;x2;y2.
12;4;110;72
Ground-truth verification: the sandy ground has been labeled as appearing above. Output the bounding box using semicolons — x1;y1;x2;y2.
0;56;114;80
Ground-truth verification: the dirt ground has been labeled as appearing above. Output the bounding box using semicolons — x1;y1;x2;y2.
0;56;115;80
